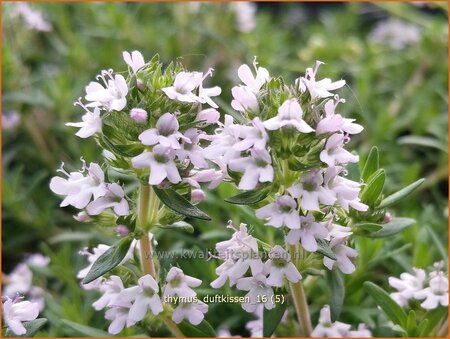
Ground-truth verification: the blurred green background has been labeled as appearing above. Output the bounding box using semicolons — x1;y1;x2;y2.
2;1;448;337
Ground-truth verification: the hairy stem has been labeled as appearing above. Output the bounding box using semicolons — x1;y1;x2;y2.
163;317;184;337
138;183;158;279
288;244;312;337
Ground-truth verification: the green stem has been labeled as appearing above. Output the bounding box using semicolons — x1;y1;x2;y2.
288;244;312;337
163;317;184;337
138;183;159;279
437;317;448;337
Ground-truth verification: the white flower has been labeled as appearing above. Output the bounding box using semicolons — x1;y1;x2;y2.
123;50;145;73
348;324;372;337
311;305;352;337
265;246;302;287
85;69;128;111
228;148;274;190
198;68;222;108
67;100;102;138
369;19;421;50
316;98;363;135
320;134;359;167
162;71;203;103
138;113;184;149
11;3;52;32
2;111;21;131
105;304;134;335
323;237;358;274
2;297;40;335
231;2;257;33
86;183;129;216
236;61;269;93
285;212;328;252
263;98;314;133
3;264;33;297
93;275;125;311
129;108;148;124
172;301;208;325
25;254;50;268
256;195;300;229
132;145;181;185
233;118;268;152
77;244;110;290
176;128;208;168
297;61;345;100
414;271;448;309
245;304;263;337
388;268;426;307
204;115;242;163
49;160;107;210
196;108;220;125
118;275;163;322
236;272;275;312
231;86;259;113
164;267;202;298
288;170;336;211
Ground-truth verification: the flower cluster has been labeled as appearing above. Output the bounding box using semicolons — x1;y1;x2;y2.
311;305;372;337
2;254;48;335
211;222;301;312
389;262;448;310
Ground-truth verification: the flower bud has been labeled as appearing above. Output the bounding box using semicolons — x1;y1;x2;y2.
130;108;148;124
383;212;393;223
116;225;129;237
191;189;206;203
196;108;220;124
136;78;145;91
73;211;91;222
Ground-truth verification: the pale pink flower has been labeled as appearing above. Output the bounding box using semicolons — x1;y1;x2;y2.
85;69;128;111
255;195;300;229
162;71;203;103
2;297;39;335
123;50;145;73
129;108;148;123
323;237;358;274
414;271;448;309
286;212;328;252
263;98;314;133
320;134;359;167
138;113;183;149
311;305;352;337
236;272;275;312
389;268;426;307
164;267;202;298
86;183;129;216
265;246;302;287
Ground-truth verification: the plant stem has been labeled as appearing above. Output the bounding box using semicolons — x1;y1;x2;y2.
288;244;313;337
437;317;448;337
163;317;184;337
138;183;158;279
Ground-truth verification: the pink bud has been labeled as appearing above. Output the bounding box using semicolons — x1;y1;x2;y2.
74;211;90;222
116;225;129;237
196;108;220;124
383;212;392;223
136;78;145;90
130;108;148;124
191;189;206;203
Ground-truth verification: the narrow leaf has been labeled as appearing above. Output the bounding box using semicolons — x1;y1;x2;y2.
378;178;425;208
317;239;337;260
178;319;216;337
326;270;345;322
369;218;415;238
418;307;447;337
153;186;211;220
82;237;132;284
225;187;270;205
353;222;383;233
5;318;47;337
364;281;407;327
156;221;194;234
361;146;379;182
263;298;287;337
361;169;385;205
61;319;111;337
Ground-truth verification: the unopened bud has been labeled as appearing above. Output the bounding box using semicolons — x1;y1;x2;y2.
130;108;148;124
74;211;90;222
191;189;206;203
383;212;392;223
116;225;129;237
136;78;145;91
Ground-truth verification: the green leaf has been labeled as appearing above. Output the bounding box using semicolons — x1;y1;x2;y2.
406;310;417;336
101;136;143;157
178;319;216;337
418;307;447;337
353;222;383;233
317;239;337;260
364;281;407;327
398;135;448;153
225;187;270;205
153;186;211;220
369;218;415;238
378;178;425;208
82;237;132;284
326;270;345;322
361;146;379;182
156;221;194;233
61;319;111;337
5;318;47;337
263;298;287;337
361;169;385;205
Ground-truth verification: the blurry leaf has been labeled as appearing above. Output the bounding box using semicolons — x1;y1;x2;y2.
82;236;132;284
263;298;287;337
364;281;407;327
5;318;47;337
369;218;415;238
326;270;345;322
101;136;143;157
156;221;194;233
178;319;216;337
361;169;385;206
225;187;271;205
317;239;337;260
353;222;383;233
406;310;417;336
361;146;379;182
418;308;447;337
399;136;448;153
378;178;425;208
61;319;111;337
49;231;96;244
153;186;211;220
